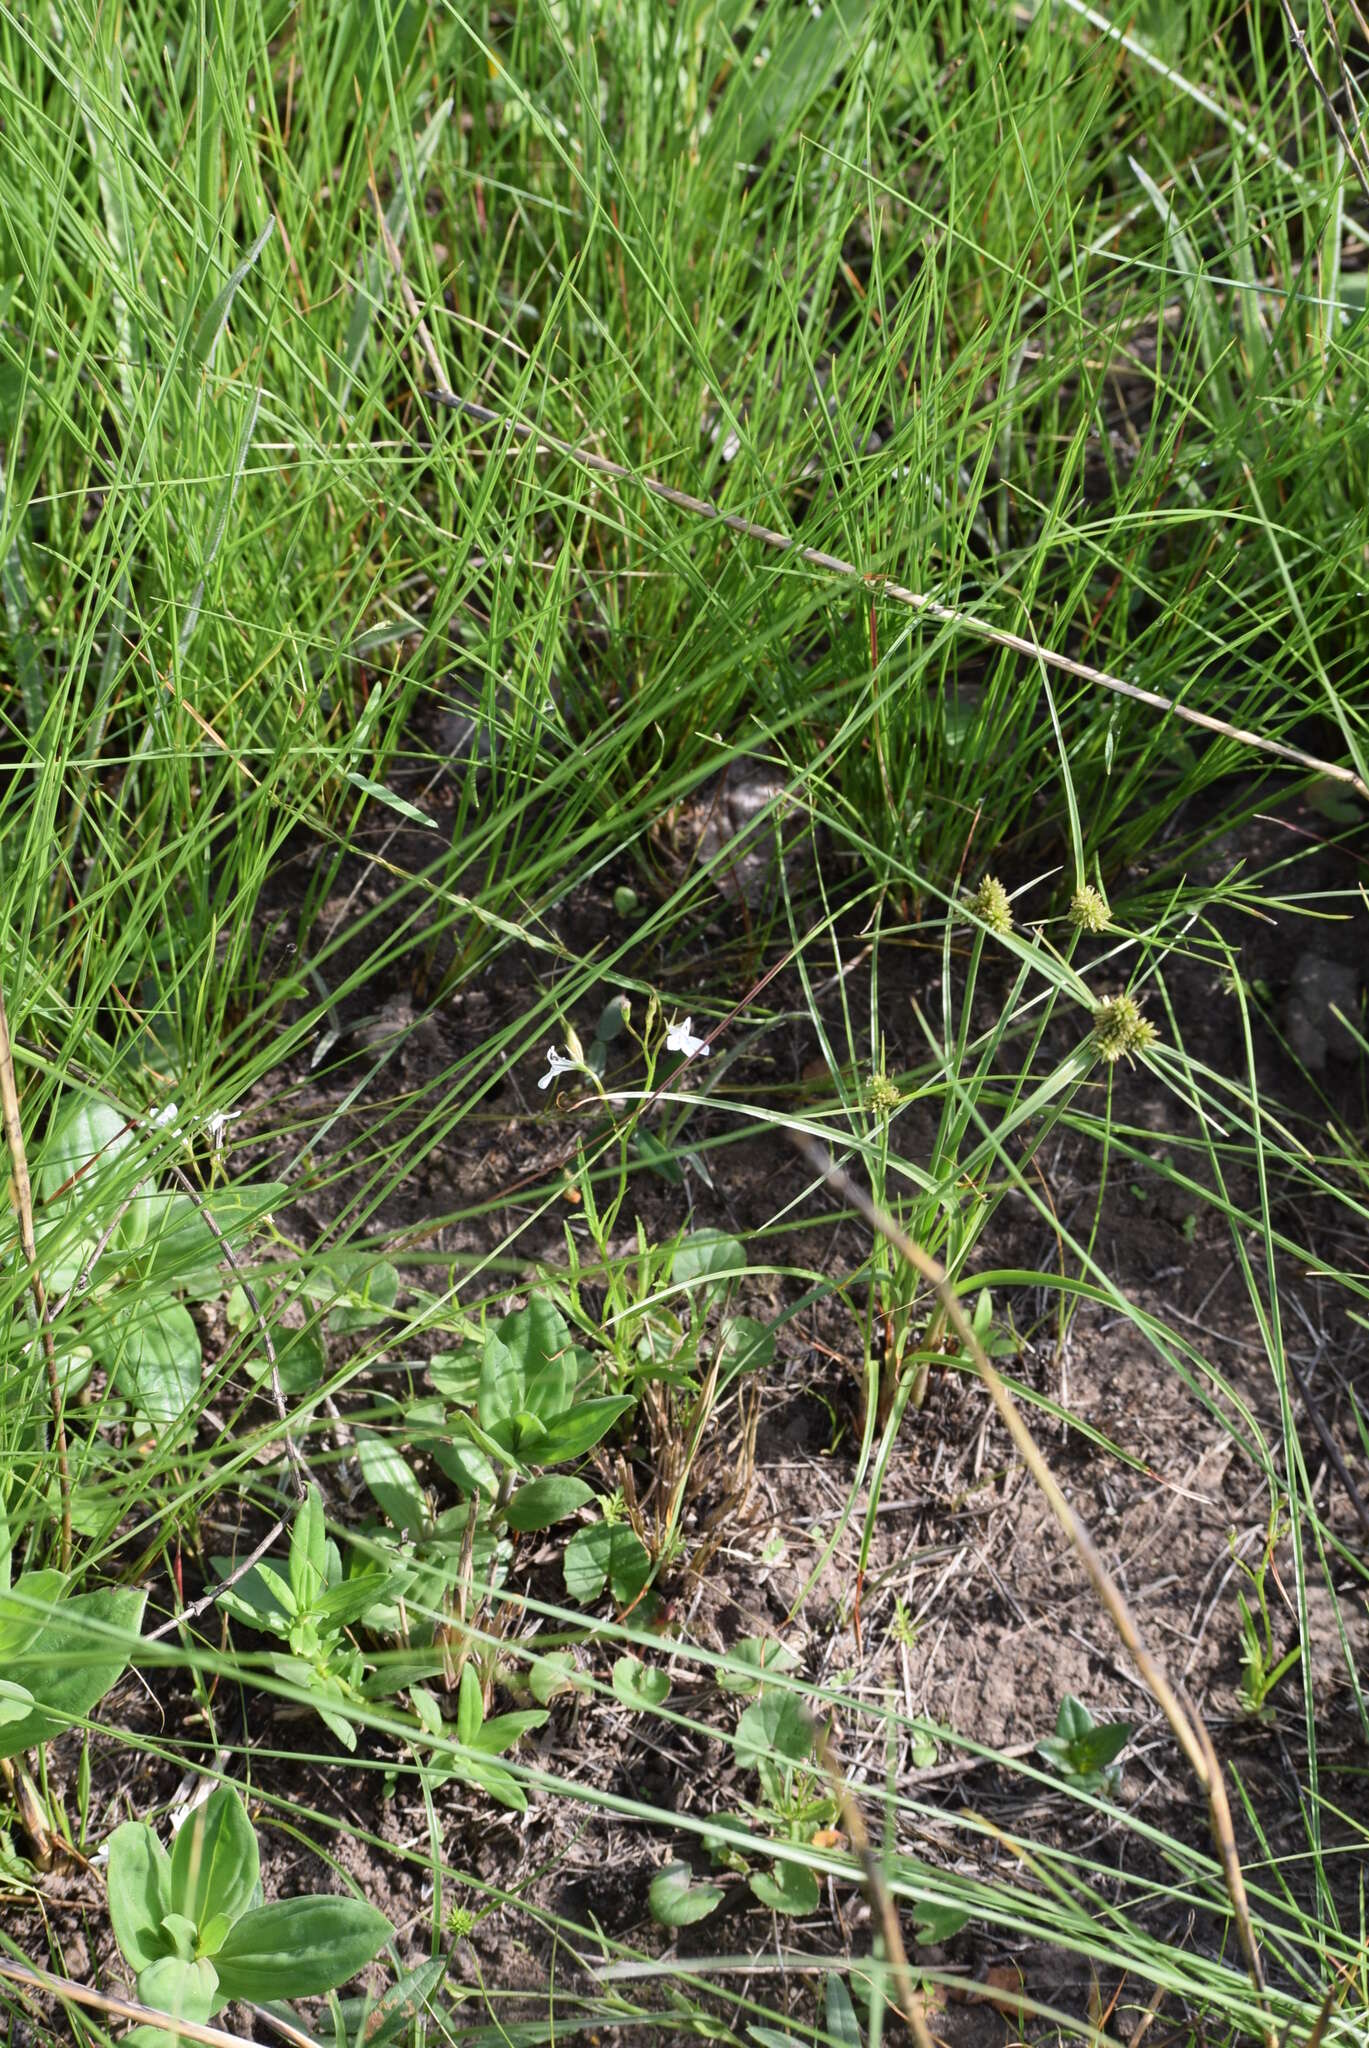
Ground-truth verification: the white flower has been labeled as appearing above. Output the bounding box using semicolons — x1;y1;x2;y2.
665;1016;711;1059
537;1044;580;1091
206;1108;243;1158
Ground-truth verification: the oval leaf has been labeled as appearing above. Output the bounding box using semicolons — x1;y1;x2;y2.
107;1298;202;1432
612;1656;671;1711
504;1476;593;1532
749;1859;820;1915
649;1862;724;1929
169;1786;259;1940
3;1584;146;1760
734;1691;813;1775
212;1895;393;2002
357;1436;429;1538
563;1523;650;1608
137;1953;219;2024
107;1820;176;1974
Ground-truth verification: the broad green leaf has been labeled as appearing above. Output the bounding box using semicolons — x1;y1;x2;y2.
212;1895;393;2001
531;1396;634;1465
314;1565;404;1632
107;1820;175;1972
244;1321;325;1398
717;1316;774;1381
105;1297;201;1431
0;1568;66;1659
134;1185;287;1292
717;1637;800;1696
170;1786;259;1940
612;1656;671;1711
749;1859;820;1915
37;1098;133;1212
0;1679;35;1726
431;1434;498;1498
451;1754;525;1810
1068;1720;1133;1772
734;1691;813;1776
913;1900;971;1945
290;1487;328;1608
528;1653;589;1705
631;1127;683;1185
137;1953;219;2024
648;1862;724;1928
428;1344;483;1404
482;1297;575;1431
159;1913;199;1961
316;1252;399;1334
563;1523;650;1607
1;1583;146;1759
672;1230;745;1305
457;1664;483;1747
465;1707;546;1755
504;1475;593;1532
213;1561;292;1637
357;1436;429;1537
475;1326;525;1428
825;1972;862;2045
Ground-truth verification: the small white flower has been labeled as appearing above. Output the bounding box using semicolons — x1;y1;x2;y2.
206;1108;243;1158
151;1101;181;1129
537;1044;580;1091
666;1016;711;1059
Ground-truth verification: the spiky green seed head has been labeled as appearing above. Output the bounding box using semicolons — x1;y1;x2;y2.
867;1071;902;1116
966;874;1013;936
1069;884;1111;934
1091;993;1158;1065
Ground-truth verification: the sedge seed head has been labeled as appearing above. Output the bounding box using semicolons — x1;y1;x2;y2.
867;1071;902;1116
1091;993;1158;1065
966;874;1013;936
1069;884;1111;934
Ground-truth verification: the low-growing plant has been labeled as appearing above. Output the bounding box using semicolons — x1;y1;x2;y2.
1231;1507;1303;1721
1036;1695;1133;1799
106;1782;393;2039
23;1094;283;1444
213;1486;406;1749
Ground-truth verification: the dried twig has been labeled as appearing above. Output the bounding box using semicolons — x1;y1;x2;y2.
789;1132;1277;2048
0;978;71;1570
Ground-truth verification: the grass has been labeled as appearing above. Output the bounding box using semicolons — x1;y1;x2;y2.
2;0;1368;2042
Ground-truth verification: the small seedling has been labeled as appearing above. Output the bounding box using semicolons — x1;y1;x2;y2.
407;1664;545;1809
214;1486;404;1749
1037;1695;1132;1798
1231;1511;1302;1721
106;1782;392;2039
